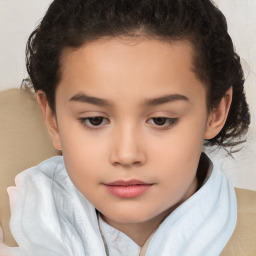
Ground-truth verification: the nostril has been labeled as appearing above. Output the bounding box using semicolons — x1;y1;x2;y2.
113;160;142;168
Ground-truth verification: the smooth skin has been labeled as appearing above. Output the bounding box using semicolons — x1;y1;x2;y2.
37;38;232;246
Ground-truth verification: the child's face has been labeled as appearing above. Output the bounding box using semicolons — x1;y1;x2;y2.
46;38;212;229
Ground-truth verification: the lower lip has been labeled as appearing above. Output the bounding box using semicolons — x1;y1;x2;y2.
105;184;152;198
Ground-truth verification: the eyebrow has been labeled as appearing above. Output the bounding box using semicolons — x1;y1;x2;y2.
69;92;112;106
144;94;189;106
69;92;189;106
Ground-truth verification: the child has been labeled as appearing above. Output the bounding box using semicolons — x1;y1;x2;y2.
0;0;254;255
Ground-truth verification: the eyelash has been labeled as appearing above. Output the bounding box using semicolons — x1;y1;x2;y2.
78;116;178;130
78;117;110;129
147;117;178;127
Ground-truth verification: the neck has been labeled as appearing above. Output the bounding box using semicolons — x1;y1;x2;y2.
100;208;172;246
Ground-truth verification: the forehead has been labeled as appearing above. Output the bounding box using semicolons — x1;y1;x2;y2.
61;37;195;77
58;38;206;106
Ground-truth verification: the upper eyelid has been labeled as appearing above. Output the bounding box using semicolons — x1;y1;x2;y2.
75;109;180;118
76;111;109;117
77;115;178;120
79;116;109;122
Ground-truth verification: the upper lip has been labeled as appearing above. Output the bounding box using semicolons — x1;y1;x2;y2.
106;179;151;186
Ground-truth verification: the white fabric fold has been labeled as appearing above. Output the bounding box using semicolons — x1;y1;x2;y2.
1;156;106;256
0;156;236;256
143;161;237;256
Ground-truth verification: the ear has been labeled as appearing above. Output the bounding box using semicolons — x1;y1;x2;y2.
37;90;62;150
204;87;233;140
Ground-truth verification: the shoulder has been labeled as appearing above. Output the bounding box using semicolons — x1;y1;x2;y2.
221;188;256;256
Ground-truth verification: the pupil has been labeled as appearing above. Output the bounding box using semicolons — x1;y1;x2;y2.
90;117;103;125
154;117;166;125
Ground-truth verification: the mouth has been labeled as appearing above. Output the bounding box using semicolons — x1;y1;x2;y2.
104;179;154;198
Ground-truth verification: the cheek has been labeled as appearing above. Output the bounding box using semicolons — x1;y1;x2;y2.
57;122;107;190
58;117;106;159
149;118;205;185
150;123;204;164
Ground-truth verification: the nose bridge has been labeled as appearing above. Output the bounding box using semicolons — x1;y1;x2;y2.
110;121;145;167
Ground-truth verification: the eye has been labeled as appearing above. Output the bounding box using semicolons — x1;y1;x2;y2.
79;116;109;128
147;117;178;127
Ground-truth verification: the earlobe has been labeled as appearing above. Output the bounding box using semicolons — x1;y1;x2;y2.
37;91;62;150
204;87;233;140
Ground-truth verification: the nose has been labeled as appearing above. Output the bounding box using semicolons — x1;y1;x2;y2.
109;124;146;168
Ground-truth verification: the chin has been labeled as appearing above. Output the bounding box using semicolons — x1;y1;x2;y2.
103;208;161;224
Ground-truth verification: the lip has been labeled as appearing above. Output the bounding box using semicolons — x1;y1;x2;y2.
104;179;153;198
107;179;150;186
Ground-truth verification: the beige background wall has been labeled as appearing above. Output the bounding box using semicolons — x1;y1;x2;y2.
0;0;255;190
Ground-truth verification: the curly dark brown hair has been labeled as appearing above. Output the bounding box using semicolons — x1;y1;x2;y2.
25;0;250;149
